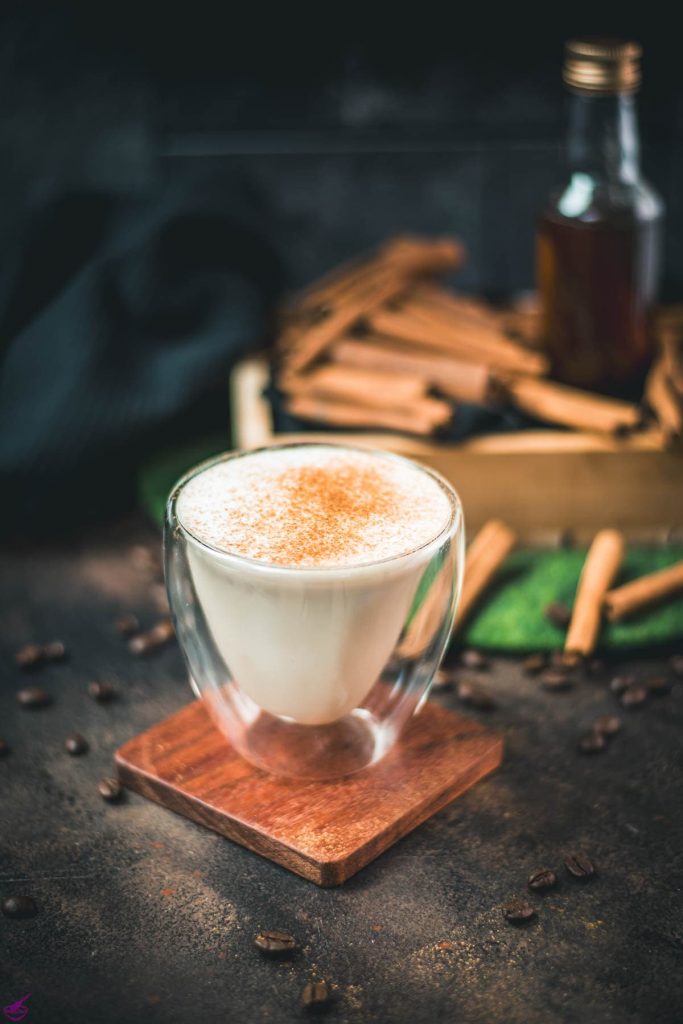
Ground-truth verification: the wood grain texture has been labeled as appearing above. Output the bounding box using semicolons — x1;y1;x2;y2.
116;699;502;886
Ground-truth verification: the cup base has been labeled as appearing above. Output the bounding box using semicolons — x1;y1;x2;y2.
212;703;397;780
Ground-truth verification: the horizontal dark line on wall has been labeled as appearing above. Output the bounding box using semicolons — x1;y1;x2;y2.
161;132;564;158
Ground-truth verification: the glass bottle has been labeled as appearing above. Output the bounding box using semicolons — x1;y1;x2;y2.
537;40;664;395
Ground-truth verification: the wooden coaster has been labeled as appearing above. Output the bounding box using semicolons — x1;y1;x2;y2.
116;699;503;886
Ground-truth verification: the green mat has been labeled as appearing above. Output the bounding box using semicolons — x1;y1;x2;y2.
140;441;683;654
461;547;683;653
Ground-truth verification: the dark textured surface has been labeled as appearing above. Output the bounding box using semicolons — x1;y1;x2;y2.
1;516;682;1024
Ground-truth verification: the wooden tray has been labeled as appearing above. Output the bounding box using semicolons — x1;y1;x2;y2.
116;699;502;886
231;358;683;542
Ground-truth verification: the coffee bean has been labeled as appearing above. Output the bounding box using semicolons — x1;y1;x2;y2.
523;653;547;676
610;674;635;695
527;868;558;891
545;602;572;628
502;898;536;924
0;738;9;757
540;670;572;692
460;649;489;671
254;930;297;957
587;658;606;676
115;614;140;637
669;655;683;678
621;685;648;708
128;618;174;656
43;641;67;663
645;675;672;695
432;669;453;691
456;679;496;710
301;980;331;1009
14;641;66;670
2;895;38;919
559;650;583;669
592;715;622;737
564;852;595;879
64;734;89;756
578;732;607;754
88;680;116;703
16;686;51;709
14;643;45;671
98;777;123;803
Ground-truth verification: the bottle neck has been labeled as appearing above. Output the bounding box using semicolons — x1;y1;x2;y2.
566;92;641;185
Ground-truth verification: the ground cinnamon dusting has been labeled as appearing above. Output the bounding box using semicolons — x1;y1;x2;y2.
177;447;451;569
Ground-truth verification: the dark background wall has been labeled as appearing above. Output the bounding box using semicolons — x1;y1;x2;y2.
3;7;681;294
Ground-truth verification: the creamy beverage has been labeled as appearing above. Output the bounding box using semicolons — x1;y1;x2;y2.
176;445;453;725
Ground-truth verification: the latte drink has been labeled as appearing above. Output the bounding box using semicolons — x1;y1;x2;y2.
176;445;454;726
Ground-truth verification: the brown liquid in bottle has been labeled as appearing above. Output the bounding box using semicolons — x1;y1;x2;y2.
537;208;662;395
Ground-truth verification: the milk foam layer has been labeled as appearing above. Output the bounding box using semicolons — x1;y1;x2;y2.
177;445;452;568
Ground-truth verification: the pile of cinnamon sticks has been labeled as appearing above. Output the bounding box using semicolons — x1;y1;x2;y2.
275;235;679;440
457;519;683;658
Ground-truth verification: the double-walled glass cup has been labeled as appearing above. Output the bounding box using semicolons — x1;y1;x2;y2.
165;443;464;780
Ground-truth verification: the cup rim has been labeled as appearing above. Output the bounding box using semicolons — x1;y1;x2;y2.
167;441;463;575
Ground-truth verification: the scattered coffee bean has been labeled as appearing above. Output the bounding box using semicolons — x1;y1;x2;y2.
16;686;51;709
669;655;683;678
460;649;489;671
88;680;116;703
456;679;496;710
301;980;331;1009
0;738;9;757
502;898;536;924
527;868;558;891
64;734;89;756
115;614;140;637
2;895;38;919
43;641;67;662
540;670;572;692
645;675;672;695
587;658;606;676
592;715;622;737
128;618;175;656
254;930;298;957
98;777;123;803
523;653;547;676
561;650;583;669
621;685;648;708
578;731;607;754
14;643;45;671
564;852;595;879
14;641;66;670
545;602;572;628
432;669;453;691
610;674;636;695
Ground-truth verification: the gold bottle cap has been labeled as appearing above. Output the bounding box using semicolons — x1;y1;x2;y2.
564;39;641;95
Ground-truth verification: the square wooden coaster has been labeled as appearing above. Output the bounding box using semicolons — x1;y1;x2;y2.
115;700;502;886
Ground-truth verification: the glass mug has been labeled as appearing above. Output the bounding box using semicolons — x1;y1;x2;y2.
165;443;464;780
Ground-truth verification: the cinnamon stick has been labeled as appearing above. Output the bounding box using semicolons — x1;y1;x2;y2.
371;305;548;377
605;559;683;621
285;393;453;436
411;283;503;330
645;352;683;438
284;238;465;371
564;529;625;657
454;519;518;629
660;325;683;395
283;265;411;373
330;337;494;405
280;363;428;408
503;376;642;435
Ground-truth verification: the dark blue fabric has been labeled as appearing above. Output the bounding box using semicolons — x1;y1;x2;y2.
0;172;283;534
